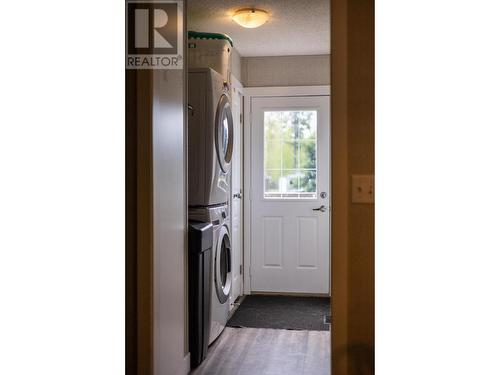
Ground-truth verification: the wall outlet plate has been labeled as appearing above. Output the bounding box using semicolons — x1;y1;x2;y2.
352;175;375;203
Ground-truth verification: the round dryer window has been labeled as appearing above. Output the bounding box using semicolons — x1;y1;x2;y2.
215;225;232;304
215;94;234;173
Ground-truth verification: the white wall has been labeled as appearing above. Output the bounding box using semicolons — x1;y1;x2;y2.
241;55;330;87
152;69;189;375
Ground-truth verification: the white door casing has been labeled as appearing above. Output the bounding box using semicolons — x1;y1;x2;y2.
229;75;243;306
244;88;331;294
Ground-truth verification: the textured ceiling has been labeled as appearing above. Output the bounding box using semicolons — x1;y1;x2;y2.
187;0;330;57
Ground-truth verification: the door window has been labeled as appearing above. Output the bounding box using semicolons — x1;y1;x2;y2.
216;96;233;172
215;228;231;303
263;110;318;199
219;234;230;286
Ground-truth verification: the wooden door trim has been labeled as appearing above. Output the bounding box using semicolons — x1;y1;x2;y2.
331;0;375;373
126;69;154;375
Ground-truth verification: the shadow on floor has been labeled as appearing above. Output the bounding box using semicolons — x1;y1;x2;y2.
190;327;330;375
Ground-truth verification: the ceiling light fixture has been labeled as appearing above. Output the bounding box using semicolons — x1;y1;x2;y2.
232;8;269;29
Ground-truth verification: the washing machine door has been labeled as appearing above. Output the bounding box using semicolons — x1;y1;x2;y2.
215;225;232;303
215;94;234;173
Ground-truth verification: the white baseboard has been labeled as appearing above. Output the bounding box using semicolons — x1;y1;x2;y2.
179;353;190;375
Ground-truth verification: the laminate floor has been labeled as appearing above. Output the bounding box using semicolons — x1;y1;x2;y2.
190;327;330;375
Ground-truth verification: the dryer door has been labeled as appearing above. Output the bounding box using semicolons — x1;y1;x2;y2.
215;225;232;303
215;94;234;173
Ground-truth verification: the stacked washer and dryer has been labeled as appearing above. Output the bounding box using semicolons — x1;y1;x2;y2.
187;32;234;367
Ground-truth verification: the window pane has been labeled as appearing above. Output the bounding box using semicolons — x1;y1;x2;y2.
263;110;317;199
282;141;299;169
264;170;281;193
298;111;317;139
281;170;300;192
299;140;316;169
264;112;282;142
264;141;281;169
280;112;297;141
299;170;317;193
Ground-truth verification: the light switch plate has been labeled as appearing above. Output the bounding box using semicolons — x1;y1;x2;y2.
352;175;375;203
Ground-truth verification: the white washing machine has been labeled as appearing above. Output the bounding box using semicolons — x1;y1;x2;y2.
188;68;234;207
189;205;232;345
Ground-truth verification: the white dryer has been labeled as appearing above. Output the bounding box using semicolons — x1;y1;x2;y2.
188;68;234;207
189;205;232;345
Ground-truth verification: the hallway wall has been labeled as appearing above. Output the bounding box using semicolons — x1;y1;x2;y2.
126;68;190;375
241;55;330;87
152;69;190;375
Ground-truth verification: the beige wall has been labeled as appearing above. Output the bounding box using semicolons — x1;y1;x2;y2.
241;55;330;87
231;48;242;82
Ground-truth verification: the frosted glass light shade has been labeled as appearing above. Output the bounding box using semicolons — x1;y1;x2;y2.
232;9;269;28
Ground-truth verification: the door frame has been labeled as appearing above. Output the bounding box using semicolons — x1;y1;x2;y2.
242;85;331;295
332;0;375;373
126;0;375;372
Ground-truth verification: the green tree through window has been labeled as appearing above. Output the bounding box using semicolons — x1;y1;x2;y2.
264;110;317;198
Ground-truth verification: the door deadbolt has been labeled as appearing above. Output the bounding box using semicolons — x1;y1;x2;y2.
320;192;327;199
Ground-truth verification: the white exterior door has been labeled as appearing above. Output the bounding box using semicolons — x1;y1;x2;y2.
230;76;243;306
249;95;330;294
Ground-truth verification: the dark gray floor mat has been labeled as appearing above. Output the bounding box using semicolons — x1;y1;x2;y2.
227;295;330;331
